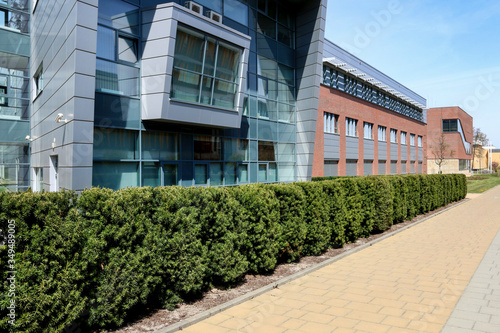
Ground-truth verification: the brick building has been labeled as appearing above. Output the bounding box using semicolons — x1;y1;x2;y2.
426;107;473;174
313;41;427;177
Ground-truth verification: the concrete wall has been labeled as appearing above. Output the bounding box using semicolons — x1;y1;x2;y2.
31;0;98;191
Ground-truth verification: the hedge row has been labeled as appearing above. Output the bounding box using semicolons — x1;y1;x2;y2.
0;174;466;332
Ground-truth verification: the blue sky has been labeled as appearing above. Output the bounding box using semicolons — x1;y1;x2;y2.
325;0;500;146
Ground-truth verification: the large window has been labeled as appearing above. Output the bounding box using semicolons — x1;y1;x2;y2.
363;122;373;139
324;112;338;134
443;119;458;132
346;118;357;137
400;131;407;145
378;126;386;142
410;134;415;146
418;135;423;147
171;25;242;109
390;129;397;143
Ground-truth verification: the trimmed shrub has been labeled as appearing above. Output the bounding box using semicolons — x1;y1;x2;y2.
227;184;280;273
321;180;348;247
294;182;332;255
263;183;308;263
334;178;364;241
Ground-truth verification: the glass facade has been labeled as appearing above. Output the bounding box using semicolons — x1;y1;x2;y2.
93;0;297;190
0;0;30;191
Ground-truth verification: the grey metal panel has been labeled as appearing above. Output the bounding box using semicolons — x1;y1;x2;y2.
418;147;423;161
364;161;372;176
324;160;338;177
30;0;98;191
401;161;407;174
378;141;387;160
410;147;416;161
140;4;251;128
401;145;408;161
390;161;397;175
390;143;398;160
346;160;357;176
363;139;374;160
410;163;415;174
295;0;326;181
324;133;340;159
418;162;422;174
345;136;359;159
378;161;386;175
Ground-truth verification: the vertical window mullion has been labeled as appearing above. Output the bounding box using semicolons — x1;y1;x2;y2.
210;40;220;105
198;36;208;104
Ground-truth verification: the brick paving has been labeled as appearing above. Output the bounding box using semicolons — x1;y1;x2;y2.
167;186;500;333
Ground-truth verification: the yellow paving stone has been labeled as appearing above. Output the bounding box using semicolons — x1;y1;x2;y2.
345;301;383;313
381;315;411;328
378;306;406;317
300;312;336;324
298;321;336;333
284;308;310;319
205;313;234;325
386;327;417;333
244;323;286;333
322;305;350;317
345;309;386;323
217;317;251;330
323;297;350;308
338;293;373;303
329;316;359;328
406;320;443;332
401;309;425;321
301;302;330;313
354;321;391;332
281;318;307;330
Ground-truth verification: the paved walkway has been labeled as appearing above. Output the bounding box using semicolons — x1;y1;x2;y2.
168;187;500;333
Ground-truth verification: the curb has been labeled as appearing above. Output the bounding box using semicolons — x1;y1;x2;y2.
156;198;470;333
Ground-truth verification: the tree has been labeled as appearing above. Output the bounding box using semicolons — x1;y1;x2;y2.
431;133;455;174
473;127;488;170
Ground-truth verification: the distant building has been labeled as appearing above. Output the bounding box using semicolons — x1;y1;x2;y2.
426;107;473;174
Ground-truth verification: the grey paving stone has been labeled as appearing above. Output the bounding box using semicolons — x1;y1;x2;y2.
473;321;500;333
444;317;475;329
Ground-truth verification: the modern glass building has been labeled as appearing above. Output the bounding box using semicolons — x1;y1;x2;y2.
0;0;30;192
27;0;325;191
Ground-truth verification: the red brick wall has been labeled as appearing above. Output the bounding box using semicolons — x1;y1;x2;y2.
313;86;428;177
426;107;473;160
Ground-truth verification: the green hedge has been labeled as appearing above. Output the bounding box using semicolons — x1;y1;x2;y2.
0;174;466;332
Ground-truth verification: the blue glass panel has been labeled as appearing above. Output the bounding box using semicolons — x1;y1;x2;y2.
224;0;248;26
0;143;28;163
237;163;248;183
142;162;160;187
278;163;294;182
210;162;222;185
225;162;237;185
194;164;207;185
0;119;28;142
258;163;267;182
92;162;139;190
93;128;138;160
269;162;277;182
94;93;140;129
142;132;179;160
163;164;179;186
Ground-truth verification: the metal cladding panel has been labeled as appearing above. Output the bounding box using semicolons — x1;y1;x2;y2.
410;147;417;161
364;161;372;175
378;141;387;160
390;143;398;160
324;133;340;159
324;160;338;177
140;4;251;128
391;161;397;175
345;136;359;160
346;160;357;176
401;145;408;161
418;147;423;161
364;139;374;160
401;161;407;174
378;161;386;175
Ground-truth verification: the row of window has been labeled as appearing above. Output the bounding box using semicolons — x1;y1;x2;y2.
324;159;423;177
324;112;423;146
323;66;425;122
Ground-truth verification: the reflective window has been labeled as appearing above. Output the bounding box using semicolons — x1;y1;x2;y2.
195;0;222;12
194;164;208;184
97;25;115;60
238;164;248;182
224;0;248;26
225;162;237;185
224;138;248;161
96;59;139;96
210;162;223;185
93;128;138;160
93;162;139;190
142;132;179;160
142;162;160;187
258;141;276;161
118;35;138;63
98;0;139;34
443;119;458;132
163;164;178;186
172;25;242;109
194;136;221;160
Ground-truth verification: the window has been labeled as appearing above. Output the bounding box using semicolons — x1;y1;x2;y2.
118;35;138;63
171;25;242;109
0;80;7;106
324;112;339;134
400;131;407;145
378;126;386;142
33;64;43;98
224;0;248;26
418;135;423;147
390;129;397;143
363;122;373;139
346;117;357;137
443;119;458;132
410;134;415;146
